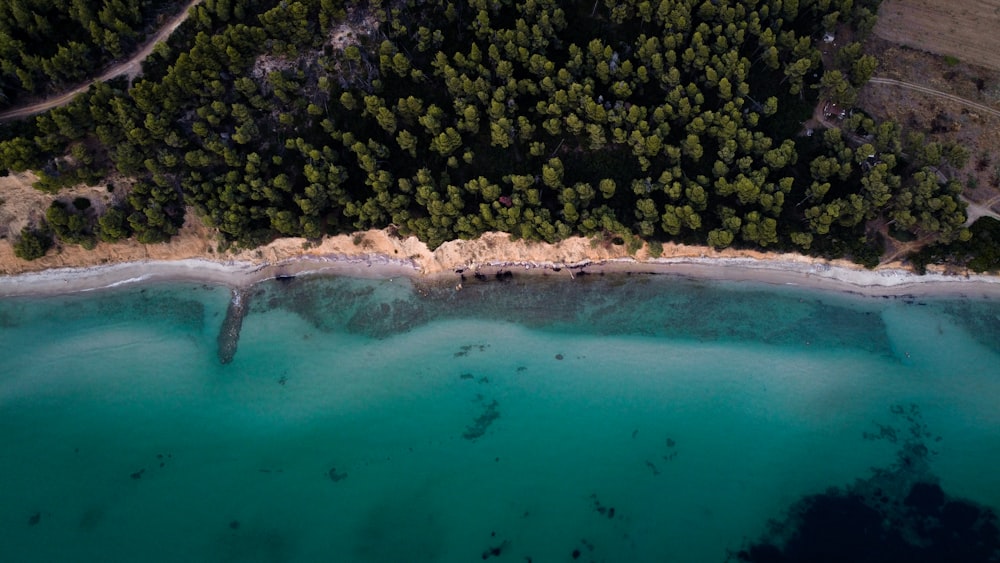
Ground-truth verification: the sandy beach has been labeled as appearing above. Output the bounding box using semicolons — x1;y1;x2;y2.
4;162;1000;299
1;222;998;299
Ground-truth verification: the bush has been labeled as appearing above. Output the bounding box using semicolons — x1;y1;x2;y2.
647;239;664;258
851;242;883;269
13;227;53;260
97;207;131;242
47;200;96;245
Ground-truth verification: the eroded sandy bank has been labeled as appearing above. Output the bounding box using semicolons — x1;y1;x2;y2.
0;225;998;300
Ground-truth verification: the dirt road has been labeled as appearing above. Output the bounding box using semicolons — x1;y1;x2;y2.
0;0;202;122
868;77;1000;120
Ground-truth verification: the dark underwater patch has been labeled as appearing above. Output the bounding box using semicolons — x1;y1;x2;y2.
463;399;500;440
940;301;1000;354
241;275;904;357
732;405;1000;563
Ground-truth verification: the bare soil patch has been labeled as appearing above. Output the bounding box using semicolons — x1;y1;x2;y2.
327;5;379;51
0;172;118;239
874;0;1000;72
0;172;215;276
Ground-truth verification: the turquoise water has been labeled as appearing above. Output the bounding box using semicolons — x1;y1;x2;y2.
1;274;999;562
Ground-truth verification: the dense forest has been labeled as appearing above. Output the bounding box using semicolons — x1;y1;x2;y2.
0;0;182;105
0;0;985;268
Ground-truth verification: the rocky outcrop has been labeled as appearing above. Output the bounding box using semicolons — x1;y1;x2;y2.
217;288;248;364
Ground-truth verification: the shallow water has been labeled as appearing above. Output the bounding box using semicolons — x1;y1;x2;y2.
1;275;998;562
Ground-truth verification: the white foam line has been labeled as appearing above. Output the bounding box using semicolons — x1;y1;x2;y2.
79;274;152;292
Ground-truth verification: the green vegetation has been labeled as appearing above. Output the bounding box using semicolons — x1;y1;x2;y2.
0;0;977;267
46;199;96;248
0;0;181;105
910;217;1000;274
12;225;51;260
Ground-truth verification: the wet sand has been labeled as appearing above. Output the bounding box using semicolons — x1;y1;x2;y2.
0;239;997;300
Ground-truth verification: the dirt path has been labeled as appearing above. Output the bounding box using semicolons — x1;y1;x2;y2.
879;229;937;266
964;197;1000;223
868;77;1000;120
0;0;202;122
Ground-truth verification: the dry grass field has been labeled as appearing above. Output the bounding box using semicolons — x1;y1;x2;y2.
865;0;1000;216
874;0;1000;71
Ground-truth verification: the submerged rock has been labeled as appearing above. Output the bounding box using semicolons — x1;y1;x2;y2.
463;400;500;440
28;512;40;526
328;467;348;482
480;539;509;559
217;288;248;364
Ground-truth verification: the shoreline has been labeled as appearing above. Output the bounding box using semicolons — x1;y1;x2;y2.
1;236;998;300
1;179;996;299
